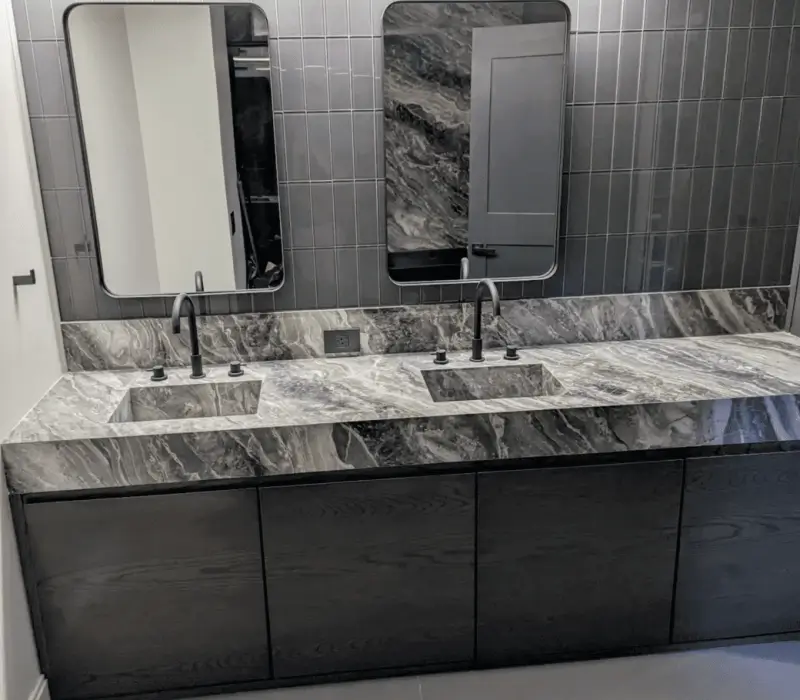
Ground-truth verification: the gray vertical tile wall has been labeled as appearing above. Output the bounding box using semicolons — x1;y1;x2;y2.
11;0;800;321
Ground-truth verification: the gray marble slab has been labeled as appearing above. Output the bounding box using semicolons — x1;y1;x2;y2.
6;331;800;494
61;287;788;372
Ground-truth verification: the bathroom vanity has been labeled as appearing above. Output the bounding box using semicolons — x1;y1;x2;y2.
7;327;800;700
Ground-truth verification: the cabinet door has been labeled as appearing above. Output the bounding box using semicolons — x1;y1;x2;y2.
25;489;269;699
260;475;475;678
675;452;800;642
477;460;682;664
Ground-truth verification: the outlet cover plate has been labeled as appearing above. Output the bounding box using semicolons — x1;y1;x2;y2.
323;328;361;355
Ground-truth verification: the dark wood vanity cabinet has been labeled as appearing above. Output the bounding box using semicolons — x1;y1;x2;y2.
259;474;476;678
23;489;270;699
476;460;683;665
674;452;800;643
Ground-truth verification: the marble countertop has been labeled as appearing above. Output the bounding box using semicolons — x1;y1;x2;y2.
6;331;800;494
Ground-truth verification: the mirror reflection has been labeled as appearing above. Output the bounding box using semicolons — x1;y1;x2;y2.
66;3;283;296
383;1;569;284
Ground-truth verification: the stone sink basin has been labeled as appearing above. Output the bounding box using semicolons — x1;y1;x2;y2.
421;363;564;403
109;380;262;422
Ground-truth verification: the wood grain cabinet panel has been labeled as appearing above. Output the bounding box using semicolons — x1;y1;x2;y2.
25;489;270;699
260;474;476;678
675;452;800;642
477;460;683;664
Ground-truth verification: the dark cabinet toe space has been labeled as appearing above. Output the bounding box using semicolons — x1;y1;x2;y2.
260;475;476;678
25;489;270;700
477;460;683;665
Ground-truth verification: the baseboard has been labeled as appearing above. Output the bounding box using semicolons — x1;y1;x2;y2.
27;675;49;700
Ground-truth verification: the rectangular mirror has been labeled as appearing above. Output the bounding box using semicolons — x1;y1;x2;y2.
66;3;283;296
383;1;569;284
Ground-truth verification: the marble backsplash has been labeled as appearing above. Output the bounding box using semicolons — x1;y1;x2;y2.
62;287;788;372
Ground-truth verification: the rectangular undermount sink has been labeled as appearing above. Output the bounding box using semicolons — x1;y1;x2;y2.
422;363;563;403
109;380;262;422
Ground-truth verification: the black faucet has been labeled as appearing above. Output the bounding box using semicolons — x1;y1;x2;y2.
171;293;205;378
471;278;501;362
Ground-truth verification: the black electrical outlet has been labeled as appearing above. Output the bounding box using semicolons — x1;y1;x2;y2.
323;329;361;355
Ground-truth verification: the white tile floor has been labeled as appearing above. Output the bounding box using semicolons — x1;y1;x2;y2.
198;642;800;700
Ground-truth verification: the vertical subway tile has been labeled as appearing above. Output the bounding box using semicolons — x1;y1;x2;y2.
695;100;721;166
57;189;90;256
591;105;614;170
742;229;767;286
753;0;774;26
326;38;352;111
735;100;761;165
333;181;357;245
608;172;632;234
781;226;796;285
570;106;594;171
749;164;774;226
655;102;679;168
314;249;338;308
774;0;794;24
41;118;79;188
377;180;387;245
663;233;688;290
731;0;755;25
675;101;699;167
768;163;794;225
682;30;706;98
380;248;402;305
660;31;685;100
683;232;708;288
729;166;754;228
41;191;64;257
612;104;636;170
723;29;750;98
633;103;658;169
756;98;782;163
283;113;310;181
761;228;786;285
336;248;359;306
562;237;587;296
310;183;335;247
352;111;376;178
375;112;385;179
583;237;607;295
578;0;601;31
702;230;726;286
293;249;318;308
650;171;673;232
709;167;734;228
355;181;378;244
622;0;645;29
639;32;664;102
766;27;792;96
595;33;619;103
274;114;288;181
33;41;67;116
629;170;654;233
688;0;712;28
348;0;373;36
278;40;306;110
667;0;690;28
567;173;590;235
573;34;598;104
603;234;628;294
722;230;747;286
300;0;324;36
303;38;329;111
744;28;771;98
777;97;800;161
306;113;332;180
17;41;41;116
330;112;355;179
288;183;314;247
790;28;800;96
644;0;669;28
617;33;641;102
350;38;374;110
276;0;302;36
689;168;714;229
67;257;98;320
715;100;742;166
357;247;380;306
710;0;733;26
373;37;384;107
325;0;349;35
703;29;728;98
669;169;693;231
600;0;623;30
26;0;56;40
623;234;647;292
587;173;611;235
566;33;577;103
272;254;297;311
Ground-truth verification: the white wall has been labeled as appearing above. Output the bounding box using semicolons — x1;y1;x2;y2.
0;0;64;698
68;5;160;297
125;4;238;293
